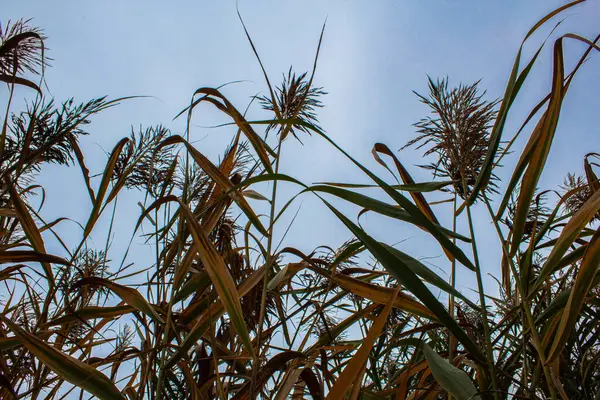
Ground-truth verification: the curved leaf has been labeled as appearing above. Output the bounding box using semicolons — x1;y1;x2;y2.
320;198;486;365
422;342;481;400
71;277;164;324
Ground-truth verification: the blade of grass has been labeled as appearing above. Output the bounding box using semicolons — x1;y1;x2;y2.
326;287;399;399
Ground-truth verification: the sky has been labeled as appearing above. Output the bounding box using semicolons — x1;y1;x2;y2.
4;0;600;303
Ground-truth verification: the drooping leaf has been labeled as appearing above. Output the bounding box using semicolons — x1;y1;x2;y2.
0;250;69;265
422;342;481;400
71;277;164;324
8;184;54;287
319;198;486;365
330;273;438;320
43;305;136;326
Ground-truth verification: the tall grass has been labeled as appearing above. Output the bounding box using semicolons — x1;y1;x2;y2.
1;2;600;399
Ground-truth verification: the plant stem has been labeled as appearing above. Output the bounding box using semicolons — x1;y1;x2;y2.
1;79;16;157
448;193;457;360
459;176;498;398
464;202;499;399
448;193;457;400
251;138;283;394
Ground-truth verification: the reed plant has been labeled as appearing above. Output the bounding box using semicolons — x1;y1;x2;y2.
1;2;600;399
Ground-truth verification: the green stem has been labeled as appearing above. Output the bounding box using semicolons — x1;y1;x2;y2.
448;194;457;400
464;202;499;399
448;194;457;359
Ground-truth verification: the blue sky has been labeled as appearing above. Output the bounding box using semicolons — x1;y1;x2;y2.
4;0;600;300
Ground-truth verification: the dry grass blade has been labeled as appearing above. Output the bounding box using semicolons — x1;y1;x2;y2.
176;198;255;355
330;273;438;320
71;277;164;323
0;250;68;265
166;266;266;371
466;0;585;205
82;137;129;238
157;135;268;236
326;287;399;399
43;305;136;326
0;315;126;400
175;88;274;171
509;39;565;255
547;227;600;362
0;74;40;93
8;183;54;287
372;143;440;224
233;351;306;400
531;188;600;293
584;153;600;193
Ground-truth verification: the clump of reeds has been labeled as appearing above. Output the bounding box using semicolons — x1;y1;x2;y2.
1;4;600;399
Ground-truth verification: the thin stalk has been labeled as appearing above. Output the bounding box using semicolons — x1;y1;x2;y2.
207;297;227;400
448;193;457;365
155;98;194;400
1;79;16;156
465;202;499;398
154;204;168;400
251;139;283;394
483;195;558;400
461;180;498;399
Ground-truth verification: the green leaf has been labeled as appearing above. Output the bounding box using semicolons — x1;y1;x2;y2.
381;243;480;311
319;198;486;365
468;0;584;207
315;180;454;192
422;342;481;400
308;185;472;244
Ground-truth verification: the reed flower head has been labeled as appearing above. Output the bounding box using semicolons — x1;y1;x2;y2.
0;19;47;76
561;173;599;221
404;77;498;200
259;67;326;142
